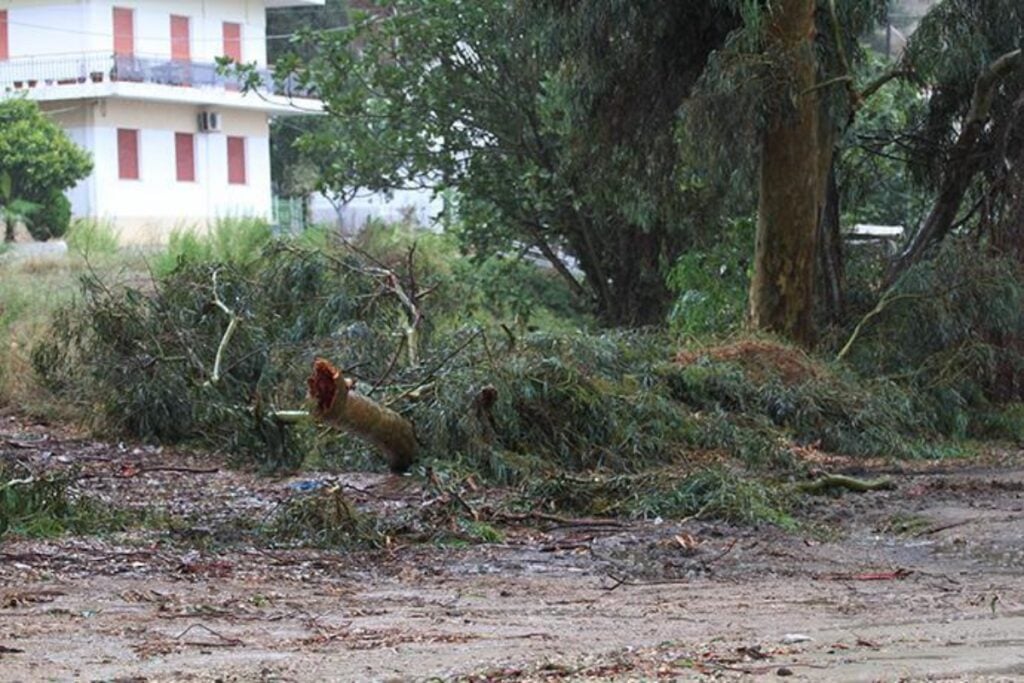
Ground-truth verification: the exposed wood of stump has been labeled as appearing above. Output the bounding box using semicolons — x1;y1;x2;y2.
307;358;417;473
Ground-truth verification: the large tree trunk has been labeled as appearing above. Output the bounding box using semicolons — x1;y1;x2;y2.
749;0;830;347
816;162;846;324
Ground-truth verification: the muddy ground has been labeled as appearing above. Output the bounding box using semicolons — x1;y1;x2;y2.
2;414;1024;682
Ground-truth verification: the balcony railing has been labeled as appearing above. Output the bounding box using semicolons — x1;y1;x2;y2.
0;52;307;97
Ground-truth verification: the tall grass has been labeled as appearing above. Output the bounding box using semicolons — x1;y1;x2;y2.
65;218;120;258
0;256;80;413
153;217;274;275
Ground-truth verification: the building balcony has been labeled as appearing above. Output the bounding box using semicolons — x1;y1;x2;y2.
0;52;308;99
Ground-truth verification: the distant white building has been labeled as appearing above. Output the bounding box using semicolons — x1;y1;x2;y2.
0;0;322;243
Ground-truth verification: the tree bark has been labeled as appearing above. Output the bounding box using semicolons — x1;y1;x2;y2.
885;48;1022;286
749;0;829;347
816;162;846;324
307;358;417;473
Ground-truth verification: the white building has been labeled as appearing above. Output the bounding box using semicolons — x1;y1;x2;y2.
0;0;322;243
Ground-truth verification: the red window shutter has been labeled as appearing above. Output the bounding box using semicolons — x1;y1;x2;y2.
118;129;139;180
227;136;246;185
0;11;9;62
171;15;190;62
175;133;195;182
113;7;134;57
222;22;242;62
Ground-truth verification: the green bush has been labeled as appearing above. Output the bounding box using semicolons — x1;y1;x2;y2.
667;217;752;337
26;193;72;241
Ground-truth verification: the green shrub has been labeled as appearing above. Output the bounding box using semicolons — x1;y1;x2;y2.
26;193;72;241
0;463;133;538
667;217;752;337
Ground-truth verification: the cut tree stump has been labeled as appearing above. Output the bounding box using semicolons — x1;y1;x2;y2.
307;358;417;473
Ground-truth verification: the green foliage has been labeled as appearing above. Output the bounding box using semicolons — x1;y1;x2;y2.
26;192;72;241
66;218;120;257
645;467;795;528
667;217;753;337
257;0;743;325
838;54;931;229
842;242;1024;437
266;486;382;548
667;340;943;460
0;99;92;241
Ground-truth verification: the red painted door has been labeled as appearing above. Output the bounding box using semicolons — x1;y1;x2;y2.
222;22;242;61
175;133;195;182
0;10;9;62
227;136;246;185
171;15;190;62
113;7;134;56
118;129;139;180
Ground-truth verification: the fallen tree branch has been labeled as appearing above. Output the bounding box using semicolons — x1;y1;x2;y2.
206;270;240;386
796;474;895;495
307;358;417;473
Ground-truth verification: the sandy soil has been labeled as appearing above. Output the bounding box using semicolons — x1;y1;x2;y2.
3;414;1024;682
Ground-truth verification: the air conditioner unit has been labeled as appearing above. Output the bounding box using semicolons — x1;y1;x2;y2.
197;111;222;133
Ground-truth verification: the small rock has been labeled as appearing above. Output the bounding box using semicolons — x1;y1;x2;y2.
777;666;794;676
780;633;813;644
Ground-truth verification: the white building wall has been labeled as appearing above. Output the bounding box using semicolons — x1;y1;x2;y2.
2;0;267;64
45;99;271;243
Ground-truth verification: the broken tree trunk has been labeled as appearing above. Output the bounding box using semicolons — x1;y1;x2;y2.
307;358;417;473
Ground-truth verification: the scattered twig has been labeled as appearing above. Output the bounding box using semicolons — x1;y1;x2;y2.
825;568;912;581
173;623;244;646
913;519;974;537
603;574;695;591
704;538;739;565
494;511;623;529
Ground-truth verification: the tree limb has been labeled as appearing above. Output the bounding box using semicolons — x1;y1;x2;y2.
886;48;1022;284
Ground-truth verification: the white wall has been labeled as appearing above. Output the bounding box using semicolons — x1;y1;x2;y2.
311;189;445;234
2;0;267;64
46;99;272;243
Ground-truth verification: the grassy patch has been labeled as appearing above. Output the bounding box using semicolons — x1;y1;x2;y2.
152;217;275;276
66;218;120;258
0;464;142;538
263;486;384;548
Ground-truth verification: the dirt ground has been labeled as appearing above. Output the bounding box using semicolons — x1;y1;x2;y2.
3;414;1024;682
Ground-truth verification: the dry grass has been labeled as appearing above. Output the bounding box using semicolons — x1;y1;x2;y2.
674;338;824;385
0;248;152;417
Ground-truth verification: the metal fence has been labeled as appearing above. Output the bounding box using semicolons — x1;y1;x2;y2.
0;52;306;96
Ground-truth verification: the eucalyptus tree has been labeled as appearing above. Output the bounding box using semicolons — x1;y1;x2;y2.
267;0;740;325
886;0;1023;279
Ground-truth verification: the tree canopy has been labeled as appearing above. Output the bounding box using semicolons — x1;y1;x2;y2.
262;0;1024;343
268;0;740;325
0;98;93;241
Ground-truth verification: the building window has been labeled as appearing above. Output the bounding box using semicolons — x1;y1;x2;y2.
0;10;9;62
227;136;246;185
113;7;134;57
171;15;191;62
222;22;242;62
118;128;139;180
175;133;195;182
